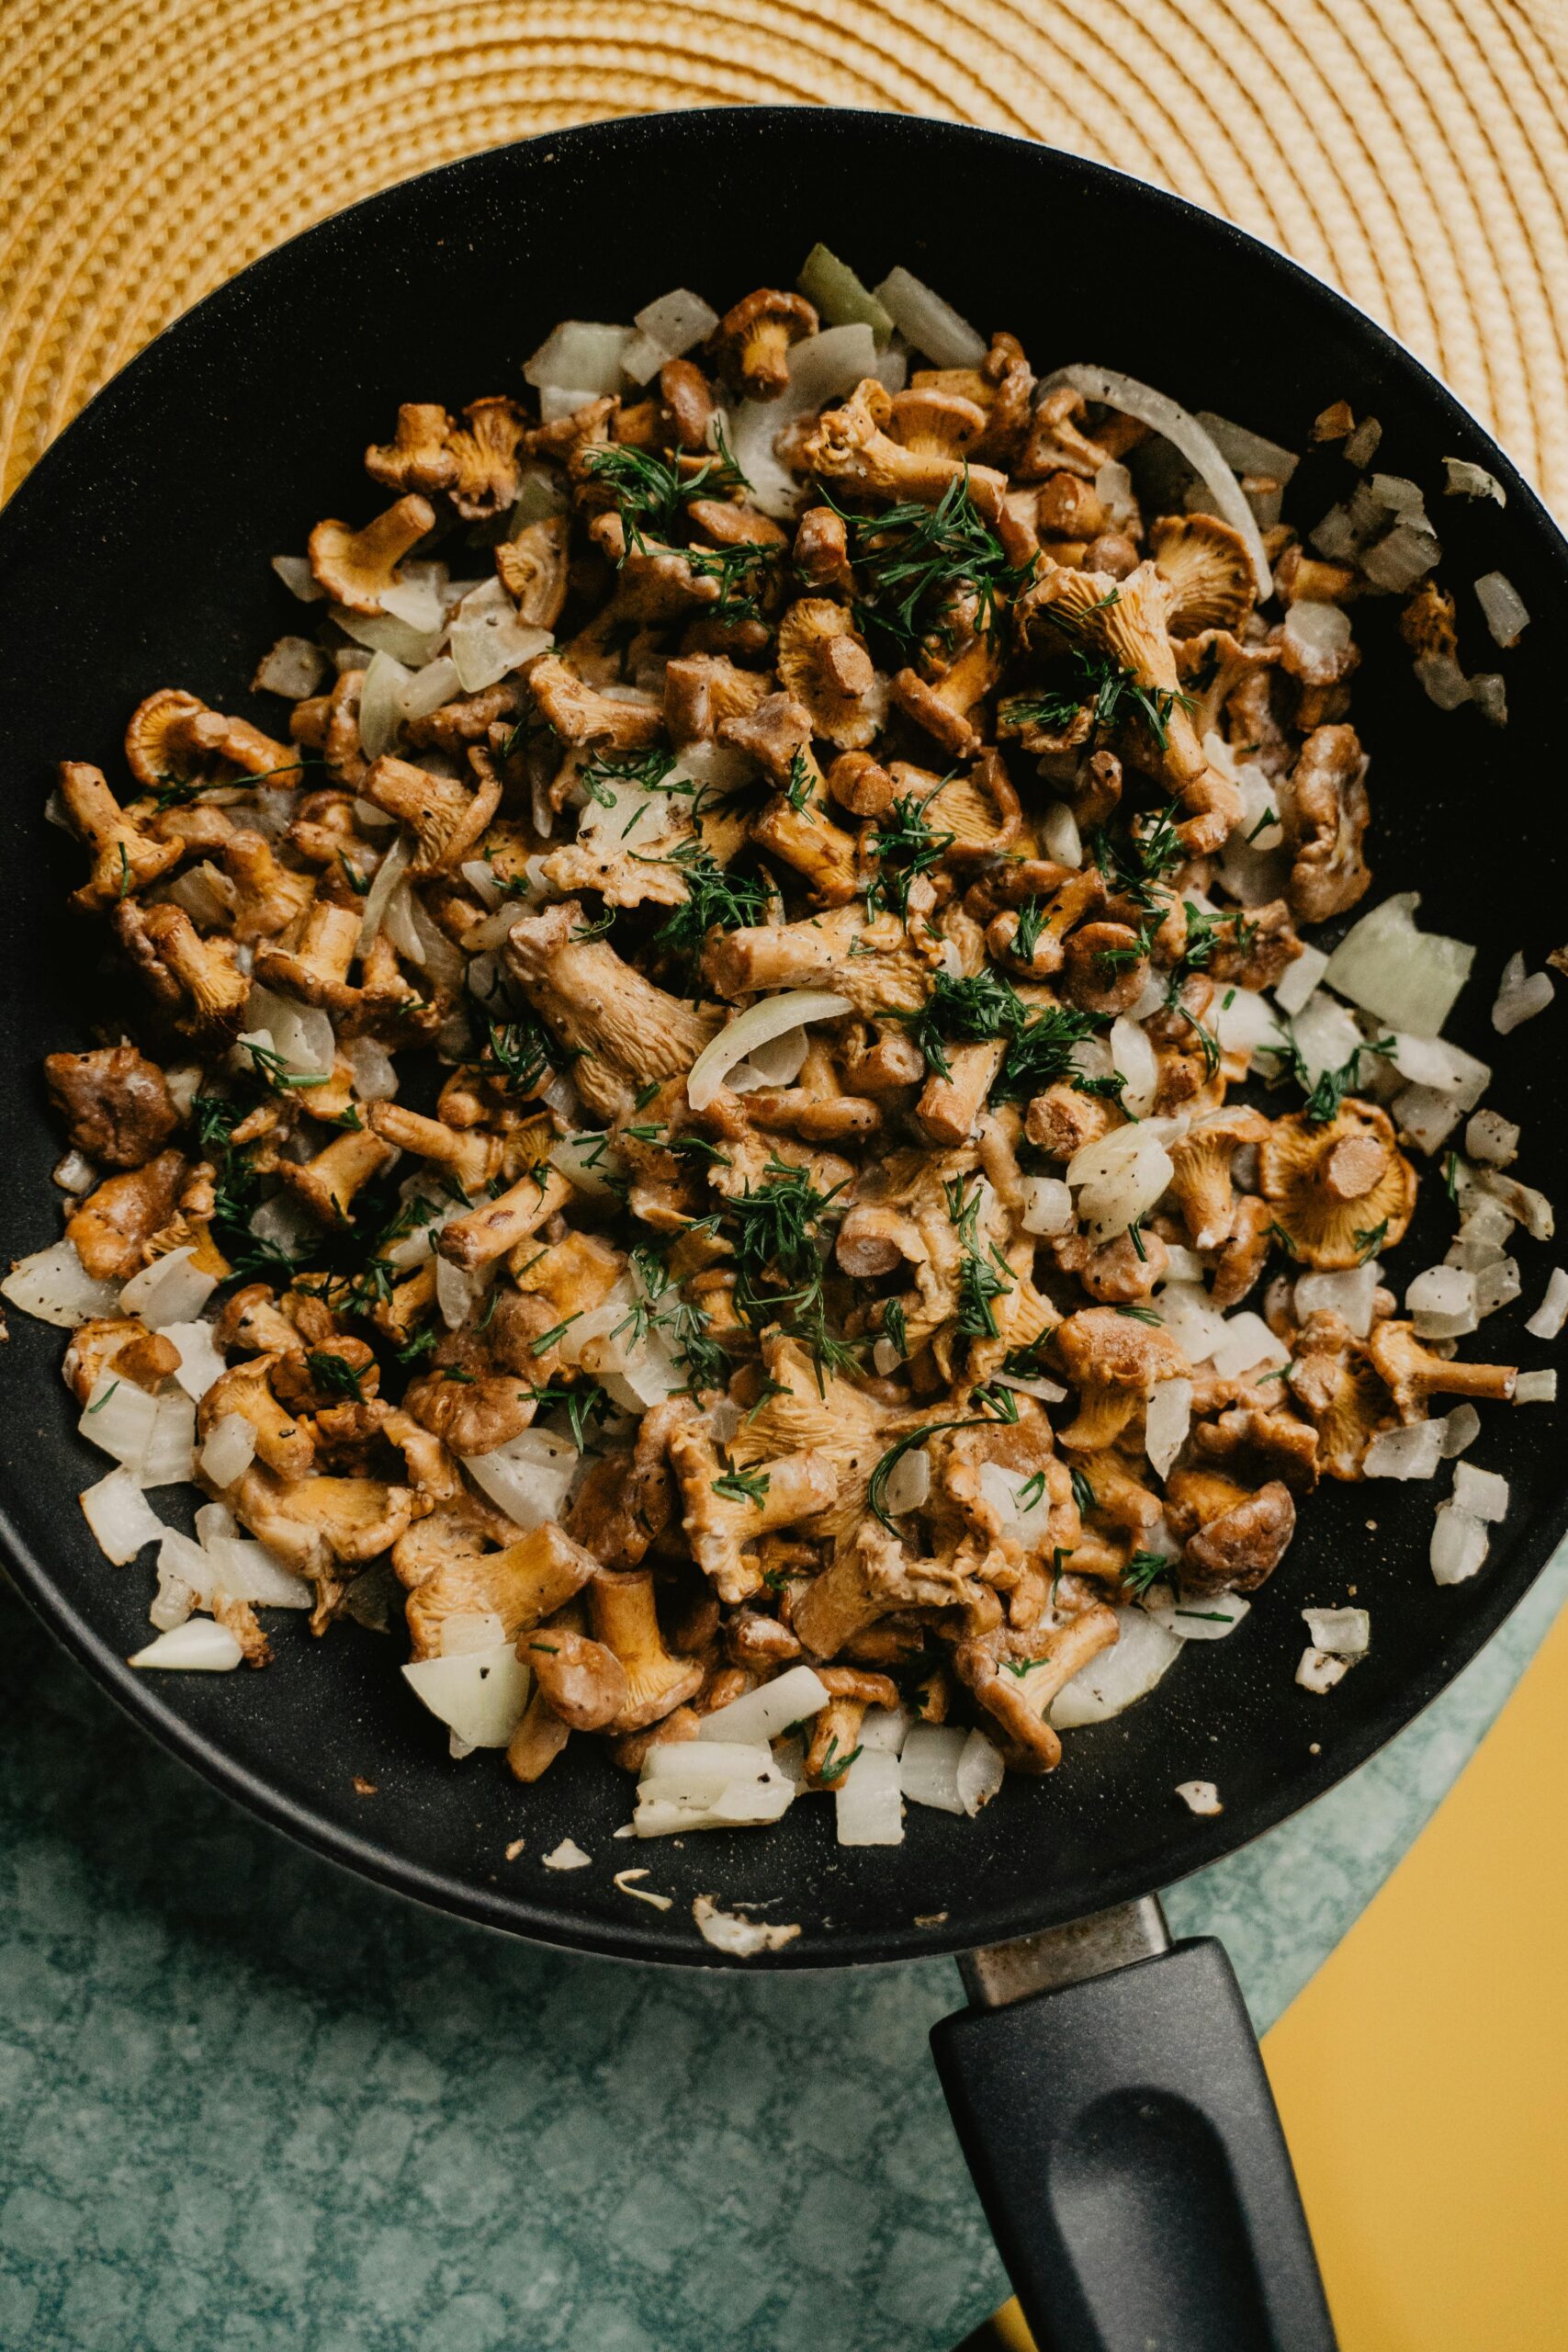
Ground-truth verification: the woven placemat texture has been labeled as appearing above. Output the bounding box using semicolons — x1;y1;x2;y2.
3;0;1568;508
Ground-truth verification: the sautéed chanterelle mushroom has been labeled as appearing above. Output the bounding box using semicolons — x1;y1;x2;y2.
8;249;1562;1847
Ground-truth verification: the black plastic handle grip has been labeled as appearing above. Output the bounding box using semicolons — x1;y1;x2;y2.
932;1937;1337;2352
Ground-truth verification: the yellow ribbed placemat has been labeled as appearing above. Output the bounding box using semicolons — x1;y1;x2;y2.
3;0;1568;512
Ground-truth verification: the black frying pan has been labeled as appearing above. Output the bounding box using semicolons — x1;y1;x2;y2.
3;107;1565;2351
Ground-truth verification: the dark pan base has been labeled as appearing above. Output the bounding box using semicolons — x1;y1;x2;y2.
1;107;1565;1968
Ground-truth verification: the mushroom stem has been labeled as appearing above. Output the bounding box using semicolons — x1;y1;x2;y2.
360;753;502;874
589;1571;704;1733
277;1125;397;1224
60;762;180;911
367;1103;502;1197
436;1167;573;1271
255;899;363;1008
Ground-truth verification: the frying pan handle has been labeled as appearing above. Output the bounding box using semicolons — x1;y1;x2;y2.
931;1936;1337;2351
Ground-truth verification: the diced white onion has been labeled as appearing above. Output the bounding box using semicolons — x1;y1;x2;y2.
622;288;719;381
52;1149;98;1196
547;1131;626;1204
1438;1404;1482;1456
1405;1263;1478;1340
1144;1588;1251;1643
1464;1110;1518;1168
244;983;336;1076
341;1033;400;1102
1110;1016;1159;1116
1295;1646;1348;1694
1282;598;1351;676
1050;1607;1182;1726
1020;1175;1074;1236
198;1410;258;1487
400;653;463;724
118;1246;217;1330
1193;410;1299;485
1442;458;1505;503
1324;893;1473;1039
523;322;634;393
78;1372;160;1469
1303;1605;1371;1657
542;1839;592;1870
254;635;329;699
1036;364;1271;595
355;831;414;957
1360;519;1441;592
2;1238;121;1328
1206;1313;1290;1381
691;1896;801;1954
1474;1170;1553;1240
977;1461;1052;1552
955;1728;1006;1815
1040;800;1082;867
1364;1421;1444;1480
988;1371;1069;1405
1066;1125;1175;1244
448;577;552;695
1294;1262;1380;1340
1387;1032;1490;1110
1430;1501;1490;1585
1452;1462;1508;1522
1492;953;1553;1035
874;267;985;368
695;1664;831;1745
272;553;325;603
1213;987;1280;1071
356;648;413;762
1145;1376;1192;1479
158;1318;229;1401
643;1740;776;1795
137;1392;197;1487
1393;1084;1460;1158
1415;651;1472;711
434;1250;493;1332
882;1446;931;1515
686;990;852;1111
130;1620;243;1672
1150;1280;1229;1363
79;1468;165;1564
1474;571;1529;648
1515;1369;1557;1405
633;1777;795;1837
834;1747;905;1847
401;1644;532;1747
464;1427;579;1531
1176;1781;1223;1816
1285;993;1365;1086
1525;1265;1568;1340
1473;1259;1520;1318
857;1702;912;1756
898;1723;968;1815
205;1531;314;1611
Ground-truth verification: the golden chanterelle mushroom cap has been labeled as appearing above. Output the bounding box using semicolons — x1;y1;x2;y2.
1149;513;1258;637
1258;1098;1416;1271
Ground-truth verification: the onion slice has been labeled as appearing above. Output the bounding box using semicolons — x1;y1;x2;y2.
685;990;852;1112
1036;364;1271;596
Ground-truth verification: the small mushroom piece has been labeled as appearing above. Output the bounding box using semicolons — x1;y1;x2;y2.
711;288;818;400
528;655;664;751
793;503;854;592
1167;1106;1272;1251
1055;1306;1190;1450
507;1687;573;1784
494;514;571;629
253;899;363;1012
307;494;436;615
887;386;988;461
446;396;529;520
954;1606;1122;1772
1258;1102;1416;1271
435;1166;573;1272
1285;724;1371;922
502;899;719;1120
802;379;1008;517
214;829;317;944
358;753;502;874
658;357;718;450
57;762;181;911
826;751;894;819
1365;1321;1517;1423
1150;514;1258;636
62;1317;181;1403
365;402;457;497
198;1354;315;1479
775;599;886;751
276;1125;397;1226
667;1421;838;1605
367;1102;502;1199
521;1625;629;1732
1062;921;1151;1018
1163;1468;1297;1595
66;1148;187;1282
589;1570;705;1731
44;1046;177;1169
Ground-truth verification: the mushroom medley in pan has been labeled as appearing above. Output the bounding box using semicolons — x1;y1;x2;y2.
9;249;1562;1846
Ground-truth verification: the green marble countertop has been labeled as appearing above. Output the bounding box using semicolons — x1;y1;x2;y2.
2;1549;1562;2352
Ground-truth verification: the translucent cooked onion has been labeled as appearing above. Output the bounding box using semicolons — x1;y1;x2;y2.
1050;1608;1183;1727
401;1644;532;1747
898;1723;968;1814
1492;952;1554;1035
1040;800;1082;866
1405;1264;1478;1340
1037;364;1271;596
797;244;895;340
882;1446;931;1515
1364;1421;1444;1480
1145;1376;1193;1479
1443;458;1506;504
1294;1262;1379;1340
695;1664;831;1745
464;1428;579;1530
834;1747;905;1847
400;653;462;725
199;1410;257;1487
355;832;413;957
1194;410;1299;486
271;553;324;602
1474;571;1529;649
1066;1124;1175;1242
2;1238;120;1327
1452;1462;1509;1522
1020;1175;1074;1236
523;321;634;393
129;1621;244;1672
80;1468;165;1565
1145;1588;1251;1643
1303;1606;1371;1657
118;1246;217;1330
254;636;328;698
448;579;553;694
1205;1313;1290;1381
873;267;985;368
1109;1016;1159;1116
1388;1032;1490;1109
1430;1501;1490;1585
686;989;852;1111
244;983;336;1077
621;288;720;383
1295;1647;1348;1694
1323;894;1473;1039
1526;1265;1568;1340
548;1131;627;1204
78;1373;160;1470
159;1318;229;1401
1464;1109;1518;1168
1514;1369;1557;1405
